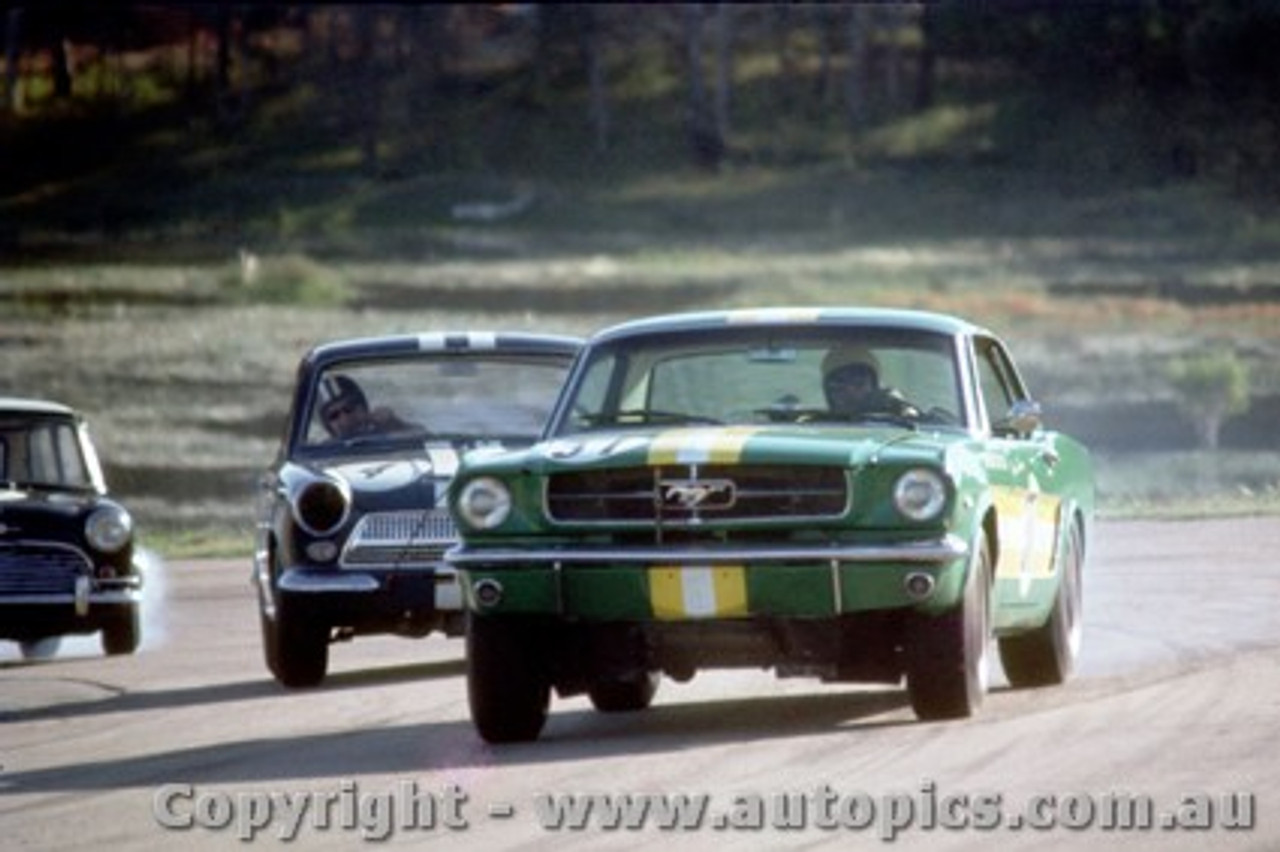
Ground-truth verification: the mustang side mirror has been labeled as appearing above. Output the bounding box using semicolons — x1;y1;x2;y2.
994;399;1042;438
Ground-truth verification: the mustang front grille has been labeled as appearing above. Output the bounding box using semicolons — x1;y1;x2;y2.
340;509;456;568
546;465;850;525
0;543;92;595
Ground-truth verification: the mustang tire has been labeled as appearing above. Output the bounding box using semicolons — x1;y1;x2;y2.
999;519;1084;687
467;615;550;743
588;671;660;713
101;604;141;656
906;531;992;721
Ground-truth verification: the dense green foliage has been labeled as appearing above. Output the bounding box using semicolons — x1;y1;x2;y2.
2;2;1279;252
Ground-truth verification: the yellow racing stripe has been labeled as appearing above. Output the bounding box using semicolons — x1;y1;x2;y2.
649;565;748;619
647;426;760;465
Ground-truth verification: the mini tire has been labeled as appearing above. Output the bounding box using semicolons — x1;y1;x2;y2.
467;614;551;743
906;530;992;721
999;519;1084;688
101;605;141;656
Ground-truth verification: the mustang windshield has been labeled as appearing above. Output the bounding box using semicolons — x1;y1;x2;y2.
302;356;571;449
554;327;964;435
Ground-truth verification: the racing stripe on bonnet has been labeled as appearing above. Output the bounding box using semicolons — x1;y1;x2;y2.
647;426;759;465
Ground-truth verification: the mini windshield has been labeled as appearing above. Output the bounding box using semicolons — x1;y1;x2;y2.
302;355;572;449
553;327;965;435
0;414;100;491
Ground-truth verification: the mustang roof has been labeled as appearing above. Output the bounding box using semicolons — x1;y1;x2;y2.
589;307;989;343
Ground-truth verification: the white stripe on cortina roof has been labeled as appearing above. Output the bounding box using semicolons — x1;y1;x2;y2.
416;332;498;352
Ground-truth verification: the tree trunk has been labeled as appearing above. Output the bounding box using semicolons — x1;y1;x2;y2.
581;7;610;152
712;4;733;143
356;9;381;174
52;38;73;99
915;2;937;110
4;8;22;112
682;4;724;169
844;5;871;130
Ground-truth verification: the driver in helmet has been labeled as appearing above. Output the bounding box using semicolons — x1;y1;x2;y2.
821;347;917;420
317;374;419;440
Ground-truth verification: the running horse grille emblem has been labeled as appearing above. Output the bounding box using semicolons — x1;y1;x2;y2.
659;479;736;511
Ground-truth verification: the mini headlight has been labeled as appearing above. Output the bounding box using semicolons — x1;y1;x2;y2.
893;468;948;522
293;479;350;535
86;505;133;553
457;477;512;531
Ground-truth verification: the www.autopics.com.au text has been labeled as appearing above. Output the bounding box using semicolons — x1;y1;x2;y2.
152;779;1256;842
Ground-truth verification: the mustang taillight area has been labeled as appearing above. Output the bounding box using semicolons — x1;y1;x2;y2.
293;479;350;535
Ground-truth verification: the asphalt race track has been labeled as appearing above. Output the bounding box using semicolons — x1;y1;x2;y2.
2;518;1278;851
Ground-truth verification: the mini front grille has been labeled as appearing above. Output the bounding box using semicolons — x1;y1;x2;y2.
340;509;456;568
546;464;849;525
0;543;92;595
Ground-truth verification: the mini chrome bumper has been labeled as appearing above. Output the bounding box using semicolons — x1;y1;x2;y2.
0;575;143;615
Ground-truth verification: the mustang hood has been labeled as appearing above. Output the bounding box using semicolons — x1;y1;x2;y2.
526;425;948;472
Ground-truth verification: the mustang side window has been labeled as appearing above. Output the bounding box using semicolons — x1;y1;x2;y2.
975;338;1024;433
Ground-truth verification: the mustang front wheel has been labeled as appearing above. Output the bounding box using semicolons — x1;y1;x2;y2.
906;531;992;721
467;615;550;743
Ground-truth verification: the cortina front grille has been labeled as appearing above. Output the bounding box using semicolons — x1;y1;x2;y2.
339;509;456;567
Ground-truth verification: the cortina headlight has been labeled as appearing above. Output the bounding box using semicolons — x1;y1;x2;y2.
893;468;948;522
457;477;512;531
293;479;350;535
86;505;133;553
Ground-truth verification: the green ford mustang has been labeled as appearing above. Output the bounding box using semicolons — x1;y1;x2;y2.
446;308;1094;742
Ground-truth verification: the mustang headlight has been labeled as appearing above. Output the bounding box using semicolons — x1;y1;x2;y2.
893;468;948;522
293;479;350;536
86;505;133;553
457;477;512;531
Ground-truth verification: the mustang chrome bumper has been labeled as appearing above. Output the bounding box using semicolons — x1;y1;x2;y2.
446;535;969;567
